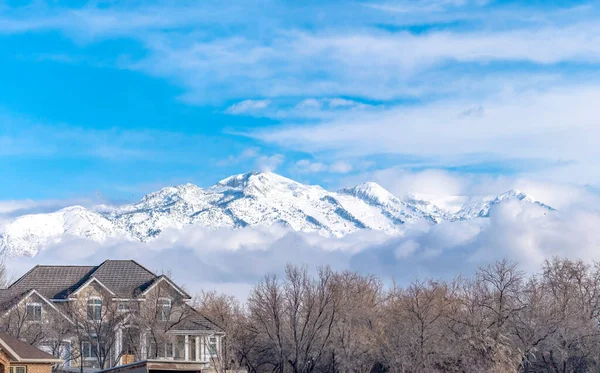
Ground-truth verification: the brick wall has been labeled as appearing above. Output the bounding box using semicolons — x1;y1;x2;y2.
0;350;10;373
23;364;52;373
0;348;55;373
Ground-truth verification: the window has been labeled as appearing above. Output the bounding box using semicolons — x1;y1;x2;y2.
81;341;97;359
87;298;102;321
165;342;174;358
157;298;171;321
26;303;42;321
117;302;130;312
150;341;174;358
81;341;91;359
10;367;26;373
208;337;217;356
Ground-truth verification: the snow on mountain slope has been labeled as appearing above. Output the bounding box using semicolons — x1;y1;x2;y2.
338;182;449;226
0;206;124;257
454;189;554;220
0;172;555;257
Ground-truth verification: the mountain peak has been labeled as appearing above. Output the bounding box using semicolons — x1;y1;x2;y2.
455;189;552;220
216;171;299;191
217;171;261;187
340;182;396;206
139;183;203;205
0;171;556;258
496;189;526;200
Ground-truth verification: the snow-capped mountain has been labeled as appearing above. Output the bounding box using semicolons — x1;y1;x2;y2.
0;171;554;257
454;189;555;220
0;206;126;257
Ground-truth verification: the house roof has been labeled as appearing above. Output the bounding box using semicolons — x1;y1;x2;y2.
85;260;158;298
0;331;63;363
169;305;224;333
5;265;96;300
0;260;220;333
140;275;191;299
4;260;159;299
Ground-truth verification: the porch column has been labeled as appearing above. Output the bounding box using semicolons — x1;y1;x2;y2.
184;335;190;361
115;328;123;365
200;336;205;362
195;337;200;362
140;331;147;360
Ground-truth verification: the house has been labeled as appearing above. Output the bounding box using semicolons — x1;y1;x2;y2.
0;260;224;371
0;331;63;373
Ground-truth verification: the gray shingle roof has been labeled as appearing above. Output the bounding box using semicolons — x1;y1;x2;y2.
0;260;221;333
4;260;176;299
5;265;96;299
170;305;224;333
85;260;157;298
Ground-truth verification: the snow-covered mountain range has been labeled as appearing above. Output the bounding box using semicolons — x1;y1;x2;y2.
0;171;554;257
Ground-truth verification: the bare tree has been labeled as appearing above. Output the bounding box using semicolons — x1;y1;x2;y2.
65;289;127;369
132;281;197;361
197;291;245;370
379;279;455;373
245;265;340;373
330;271;382;373
523;258;600;372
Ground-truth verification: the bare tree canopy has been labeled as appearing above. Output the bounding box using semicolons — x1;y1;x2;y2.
198;259;600;373
4;258;600;373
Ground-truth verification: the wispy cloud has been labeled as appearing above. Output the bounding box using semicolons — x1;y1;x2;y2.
295;159;354;174
365;0;491;14
252;84;600;184
225;99;271;115
126;25;600;104
216;147;261;167
3;2;600;105
2;1;600;199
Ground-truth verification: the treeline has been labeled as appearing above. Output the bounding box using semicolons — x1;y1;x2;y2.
198;259;600;373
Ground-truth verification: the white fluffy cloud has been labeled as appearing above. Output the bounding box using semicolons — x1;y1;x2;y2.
6;198;600;299
339;167;600;213
255;154;285;172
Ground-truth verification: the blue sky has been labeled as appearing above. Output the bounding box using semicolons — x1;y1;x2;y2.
1;0;600;202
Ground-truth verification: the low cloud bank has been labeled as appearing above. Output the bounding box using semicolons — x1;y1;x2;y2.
6;199;600;299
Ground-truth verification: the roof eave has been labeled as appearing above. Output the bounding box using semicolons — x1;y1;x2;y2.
18;358;64;364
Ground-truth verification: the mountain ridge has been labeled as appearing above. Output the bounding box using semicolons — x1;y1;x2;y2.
0;171;553;257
